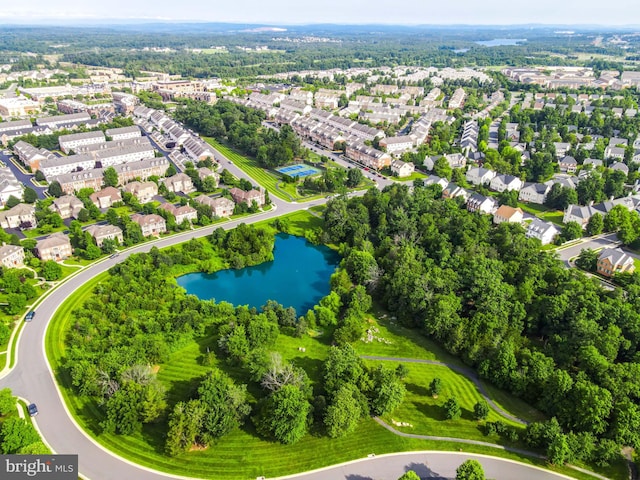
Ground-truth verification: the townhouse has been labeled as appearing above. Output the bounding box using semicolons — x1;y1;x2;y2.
39;154;96;179
105;125;142;141
58;131;106;154
114;158;169;185
53;169;104;195
345;142;391;170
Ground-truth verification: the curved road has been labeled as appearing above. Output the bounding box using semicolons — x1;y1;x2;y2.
0;148;592;480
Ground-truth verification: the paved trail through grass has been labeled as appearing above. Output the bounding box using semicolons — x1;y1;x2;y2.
362;355;527;426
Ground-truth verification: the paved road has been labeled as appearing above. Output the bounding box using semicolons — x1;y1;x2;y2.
555;232;620;264
282;452;577;480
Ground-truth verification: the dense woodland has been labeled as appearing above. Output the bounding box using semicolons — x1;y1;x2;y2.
174;100;301;168
321;184;640;466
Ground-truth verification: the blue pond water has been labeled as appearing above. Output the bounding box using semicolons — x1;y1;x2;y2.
176;233;340;315
475;38;527;47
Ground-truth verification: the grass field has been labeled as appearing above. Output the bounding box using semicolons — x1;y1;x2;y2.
395;171;428;182
43;235;616;480
204;137;300;201
375;361;524;439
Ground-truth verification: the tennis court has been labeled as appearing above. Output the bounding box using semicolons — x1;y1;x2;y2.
276;164;321;178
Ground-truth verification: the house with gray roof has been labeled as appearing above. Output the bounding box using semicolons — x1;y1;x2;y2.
597;247;635;277
465;167;496;186
490;174;523;193
518;182;551;205
525;219;559;245
466;194;498;215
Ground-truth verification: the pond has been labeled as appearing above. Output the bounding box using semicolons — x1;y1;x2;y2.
176;233;341;315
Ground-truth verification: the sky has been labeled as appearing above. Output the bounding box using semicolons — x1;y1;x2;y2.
0;0;639;26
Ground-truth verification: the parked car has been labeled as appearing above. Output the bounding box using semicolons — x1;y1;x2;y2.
25;311;35;322
28;403;38;417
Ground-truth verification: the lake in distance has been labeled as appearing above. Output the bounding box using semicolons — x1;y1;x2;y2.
475;38;527;46
177;233;341;315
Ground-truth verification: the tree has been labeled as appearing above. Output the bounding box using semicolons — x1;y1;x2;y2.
103;167;119;188
559;221;583;242
198;369;251;442
165;399;206;456
34;170;46;182
575;249;598;272
429;377;442;397
324;383;367;438
5;293;26;315
433;157;452;179
397;472;421;480
41;260;62;281
444;396;461;420
0;388;15;416
547;433;569;465
346;167;364;188
255;384;311;444
0;417;40;454
473;400;490;421
456;459;485;480
166;164;177;177
47;181;63;198
23;187;37;204
4;196;20;208
369;365;406;416
585;213;604;236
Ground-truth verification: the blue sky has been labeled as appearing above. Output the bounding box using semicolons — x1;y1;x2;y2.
1;0;639;25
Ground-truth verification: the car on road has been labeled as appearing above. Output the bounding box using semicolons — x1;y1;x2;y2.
109;253;119;259
25;311;35;322
28;403;38;416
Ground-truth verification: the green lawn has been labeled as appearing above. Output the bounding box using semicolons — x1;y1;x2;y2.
355;316;464;366
395;171;428;182
374;361;524;438
538;211;565;226
518;202;550;215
